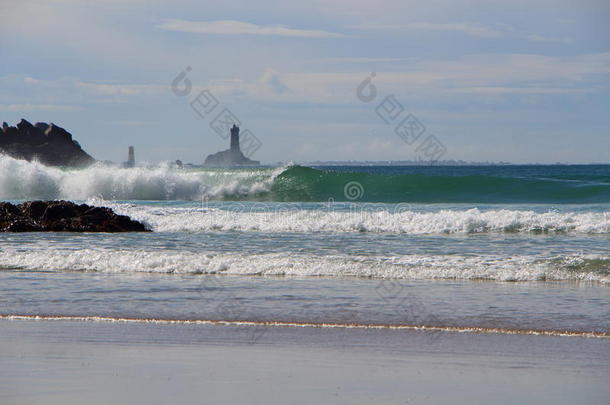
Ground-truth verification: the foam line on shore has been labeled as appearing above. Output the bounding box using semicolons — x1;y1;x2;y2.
2;314;608;339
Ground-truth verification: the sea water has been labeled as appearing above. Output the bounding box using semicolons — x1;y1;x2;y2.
0;155;609;337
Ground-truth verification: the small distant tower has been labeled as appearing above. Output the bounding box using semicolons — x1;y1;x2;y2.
126;146;135;168
230;124;240;152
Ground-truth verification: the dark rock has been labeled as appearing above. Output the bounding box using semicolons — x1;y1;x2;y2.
45;123;73;143
16;118;34;132
20;200;48;219
0;119;95;167
4;219;42;232
35;122;50;133
0;202;21;218
42;201;79;221
0;200;150;233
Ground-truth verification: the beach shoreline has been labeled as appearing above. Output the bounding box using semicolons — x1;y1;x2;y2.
1;318;609;405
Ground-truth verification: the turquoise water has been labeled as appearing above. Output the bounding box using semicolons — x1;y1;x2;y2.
273;165;610;203
0;156;608;335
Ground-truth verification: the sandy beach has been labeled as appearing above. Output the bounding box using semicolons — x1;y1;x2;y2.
1;318;609;405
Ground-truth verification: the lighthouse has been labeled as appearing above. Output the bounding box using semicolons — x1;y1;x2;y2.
203;124;260;166
230;124;239;152
125;146;135;168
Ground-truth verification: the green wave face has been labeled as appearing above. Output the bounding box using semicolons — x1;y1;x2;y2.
269;166;610;203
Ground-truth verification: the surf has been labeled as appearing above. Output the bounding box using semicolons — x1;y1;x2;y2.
0;249;608;283
2;154;610;204
0;154;280;201
271;165;610;203
102;202;610;234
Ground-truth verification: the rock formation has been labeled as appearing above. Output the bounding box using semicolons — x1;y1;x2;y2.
0;201;149;232
204;125;260;166
0;119;95;167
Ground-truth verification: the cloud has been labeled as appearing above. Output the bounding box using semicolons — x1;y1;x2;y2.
157;19;348;38
525;33;573;44
203;53;610;104
402;22;502;38
3;52;609;110
76;82;166;96
446;87;587;95
350;22;572;43
318;57;410;64
258;69;290;94
349;22;502;38
0;103;83;112
0;75;168;108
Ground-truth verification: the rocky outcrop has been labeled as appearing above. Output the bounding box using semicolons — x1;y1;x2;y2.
204;149;259;166
204;124;260;166
0;119;95;167
0;201;149;232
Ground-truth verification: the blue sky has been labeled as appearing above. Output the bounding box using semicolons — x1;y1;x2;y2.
1;0;609;164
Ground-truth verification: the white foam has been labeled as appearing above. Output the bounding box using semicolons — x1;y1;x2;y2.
2;315;606;338
0;154;281;200
104;203;610;234
0;249;607;283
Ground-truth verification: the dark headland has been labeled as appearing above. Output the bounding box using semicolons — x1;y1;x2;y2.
204;124;260;166
0;119;95;167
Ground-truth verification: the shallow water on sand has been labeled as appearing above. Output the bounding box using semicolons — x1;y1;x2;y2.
1;319;609;405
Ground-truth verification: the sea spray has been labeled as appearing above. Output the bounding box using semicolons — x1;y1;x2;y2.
2;154;610;203
0;154;281;201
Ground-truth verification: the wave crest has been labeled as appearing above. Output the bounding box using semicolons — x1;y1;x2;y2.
104;203;610;234
0;154;281;200
2;155;610;204
0;249;607;283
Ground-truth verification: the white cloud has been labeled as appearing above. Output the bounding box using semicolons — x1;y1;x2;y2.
349;22;572;43
403;22;502;38
0;103;83;112
349;22;502;38
157;19;348;38
0;75;168;108
76;82;166;96
446;87;587;95
3;52;608;110
318;57;411;64
204;53;610;103
525;33;573;44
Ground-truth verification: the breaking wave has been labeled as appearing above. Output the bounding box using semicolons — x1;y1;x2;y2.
2;155;610;203
0;154;280;201
0;249;608;283
102;203;610;234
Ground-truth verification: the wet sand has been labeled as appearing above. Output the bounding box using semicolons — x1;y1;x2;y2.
1;319;609;405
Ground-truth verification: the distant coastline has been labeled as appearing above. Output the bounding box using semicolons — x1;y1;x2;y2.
302;160;609;166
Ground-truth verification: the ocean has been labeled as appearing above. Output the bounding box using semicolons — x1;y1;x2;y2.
0;154;609;337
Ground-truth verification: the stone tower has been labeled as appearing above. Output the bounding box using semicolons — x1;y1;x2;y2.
230;124;239;152
126;146;135;168
203;123;260;166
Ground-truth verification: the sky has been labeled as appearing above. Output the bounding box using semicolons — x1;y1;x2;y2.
1;0;609;164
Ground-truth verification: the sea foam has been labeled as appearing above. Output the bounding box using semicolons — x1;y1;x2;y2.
103;203;610;234
0;154;279;200
0;248;607;283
